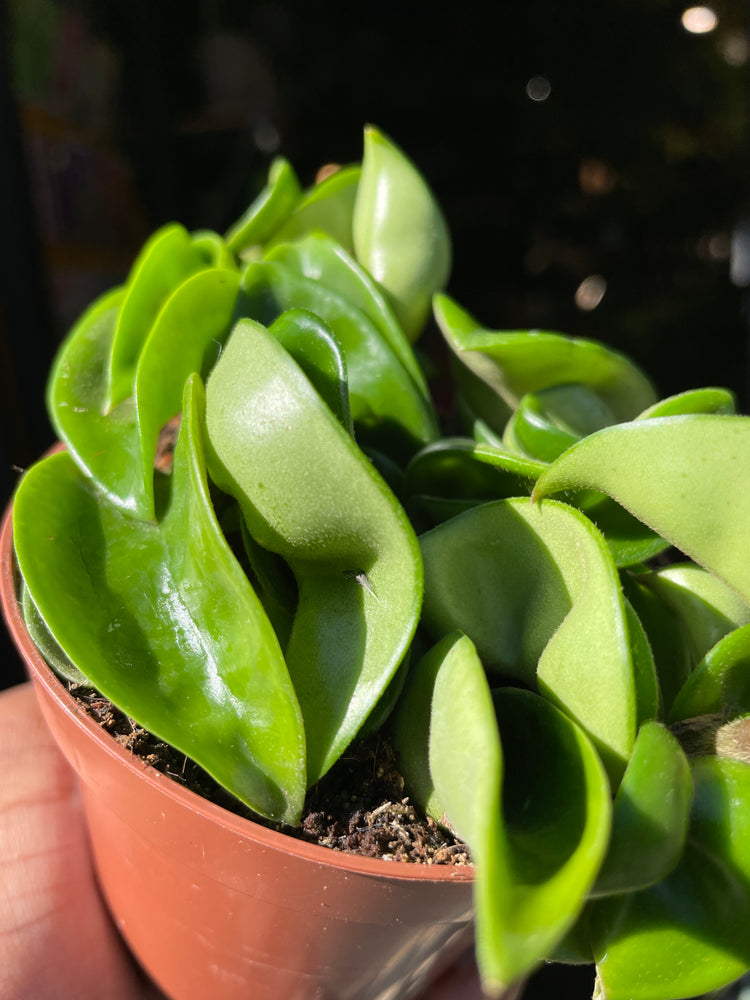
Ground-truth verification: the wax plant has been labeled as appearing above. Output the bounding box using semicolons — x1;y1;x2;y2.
11;125;750;1000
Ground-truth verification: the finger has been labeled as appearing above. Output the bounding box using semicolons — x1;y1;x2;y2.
0;681;162;999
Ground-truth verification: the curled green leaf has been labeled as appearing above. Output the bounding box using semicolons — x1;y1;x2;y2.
225;157;302;254
592;758;750;1000
420;498;649;780
106;224;207;411
15;375;305;824
434;293;656;425
191;229;236;269
669;623;750;723
623;573;693;715
237;258;438;460
413;637;611;990
48;267;240;521
636;387;736;419
21;582;88;686
266;231;430;398
205;318;422;784
270;164;361;253
591;721;692;897
636;563;750;668
353;127;451;341
269;308;353;436
532;415;750;603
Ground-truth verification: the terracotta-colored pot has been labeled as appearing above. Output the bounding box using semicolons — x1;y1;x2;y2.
0;504;475;1000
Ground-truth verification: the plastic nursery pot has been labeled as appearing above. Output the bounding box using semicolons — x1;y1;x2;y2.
0;503;476;1000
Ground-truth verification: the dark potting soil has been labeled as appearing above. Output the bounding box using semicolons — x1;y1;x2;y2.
69;683;471;866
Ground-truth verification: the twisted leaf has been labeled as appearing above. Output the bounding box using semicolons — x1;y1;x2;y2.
354;127;451;340
591;722;691;897
669;623;750;723
407;634;611;990
267;231;430;396
106;224;207;410
636;387;736;419
225;157;302;254
592;758;750;999
270;164;361;253
434;293;656;422
636;563;750;667
420;498;652;780
237;258;437;459
269;308;352;435
15;375;305;823
532;416;750;603
48;267;239;520
205;317;422;783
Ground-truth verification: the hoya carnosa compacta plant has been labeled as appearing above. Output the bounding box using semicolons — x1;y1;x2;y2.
12;125;750;1000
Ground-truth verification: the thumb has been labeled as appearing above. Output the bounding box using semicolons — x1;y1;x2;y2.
0;681;163;999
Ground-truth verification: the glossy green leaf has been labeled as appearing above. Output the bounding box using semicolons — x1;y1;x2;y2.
481;414;672;570
576;493;670;568
268;309;353;435
266;231;430;397
46;285;145;511
623;574;693;715
403;440;541;532
636;387;736;419
455;364;514;441
420;498;646;780
390;632;467;825
134;266;240;515
425;645;611;990
533;383;618;436
356;652;411;740
237;258;438;459
624;600;660;725
591;722;692;897
532;416;750;603
593;758;750;1000
669;623;750;723
49;267;239;521
503;396;580;463
434;293;656;421
353;127;451;341
225;157;302;254
238;515;297;651
106;224;207;410
503;384;617;463
205;318;422;784
270;164;361;253
405;439;538;503
501;397;671;570
637;563;750;667
15;375;306;824
21;582;88;686
191;229;236;269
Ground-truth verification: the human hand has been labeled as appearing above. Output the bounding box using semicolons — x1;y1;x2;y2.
0;681;491;1000
0;681;165;999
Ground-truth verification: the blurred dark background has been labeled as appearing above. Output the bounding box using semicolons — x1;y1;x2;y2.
0;1;748;650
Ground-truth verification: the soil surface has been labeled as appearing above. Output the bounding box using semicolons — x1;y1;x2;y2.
69;683;471;866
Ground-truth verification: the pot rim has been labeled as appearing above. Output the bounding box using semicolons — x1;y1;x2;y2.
0;495;474;883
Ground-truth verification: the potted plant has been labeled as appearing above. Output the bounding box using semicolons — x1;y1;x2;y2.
4;124;750;1000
